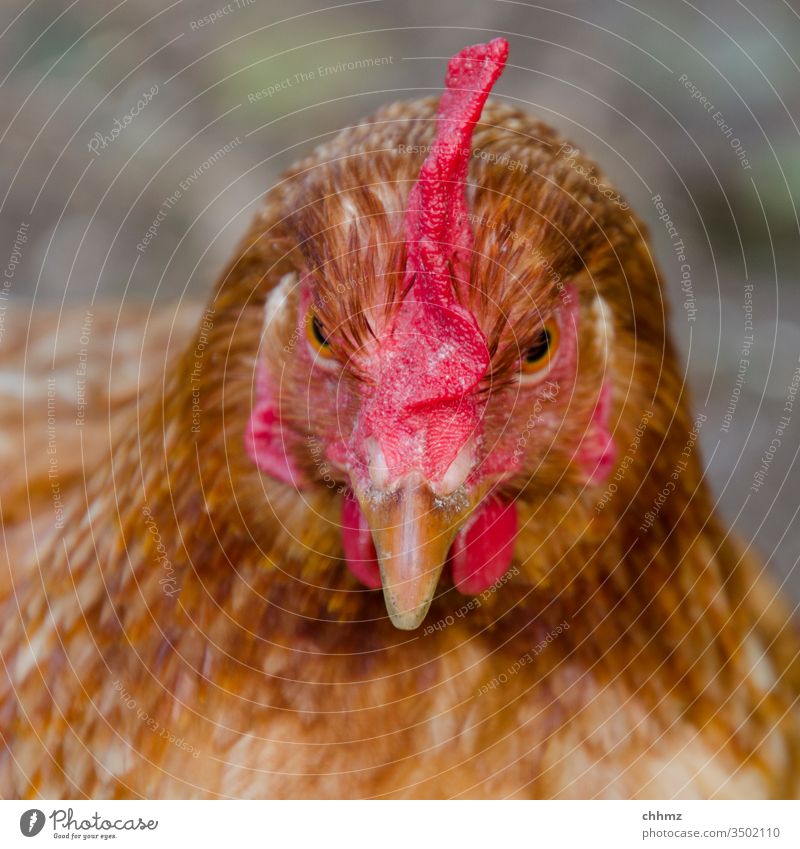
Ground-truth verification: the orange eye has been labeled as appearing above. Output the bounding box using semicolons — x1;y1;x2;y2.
521;318;559;376
305;309;335;358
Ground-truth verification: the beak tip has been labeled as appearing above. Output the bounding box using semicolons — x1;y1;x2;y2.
385;602;431;631
379;559;443;631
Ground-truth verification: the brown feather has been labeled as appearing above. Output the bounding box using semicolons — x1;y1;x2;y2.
1;98;798;799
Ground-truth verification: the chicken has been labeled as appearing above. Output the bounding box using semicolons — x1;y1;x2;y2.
1;38;798;800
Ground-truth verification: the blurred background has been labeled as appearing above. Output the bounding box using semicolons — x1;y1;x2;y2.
0;0;798;597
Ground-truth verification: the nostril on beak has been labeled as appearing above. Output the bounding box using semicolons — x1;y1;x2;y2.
364;437;475;495
434;441;476;496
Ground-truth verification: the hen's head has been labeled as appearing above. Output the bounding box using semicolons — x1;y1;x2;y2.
243;39;649;629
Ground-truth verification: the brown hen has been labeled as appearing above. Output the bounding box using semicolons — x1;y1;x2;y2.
1;39;798;799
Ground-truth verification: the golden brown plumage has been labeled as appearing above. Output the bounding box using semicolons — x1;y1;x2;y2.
1;88;798;798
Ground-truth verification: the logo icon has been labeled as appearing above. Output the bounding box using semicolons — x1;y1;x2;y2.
19;809;45;837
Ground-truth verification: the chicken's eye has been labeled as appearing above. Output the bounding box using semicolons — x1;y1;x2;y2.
521;318;560;377
305;309;335;359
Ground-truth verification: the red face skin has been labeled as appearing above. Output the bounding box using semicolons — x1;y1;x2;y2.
246;38;615;614
250;281;613;596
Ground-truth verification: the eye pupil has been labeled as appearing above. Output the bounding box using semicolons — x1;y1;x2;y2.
305;309;336;361
520;318;560;377
525;327;551;363
311;313;329;347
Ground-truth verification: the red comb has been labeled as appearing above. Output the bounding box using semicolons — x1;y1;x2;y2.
404;37;509;306
361;40;509;483
394;38;508;407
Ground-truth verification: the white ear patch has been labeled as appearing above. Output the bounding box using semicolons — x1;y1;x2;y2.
590;293;614;366
263;271;298;334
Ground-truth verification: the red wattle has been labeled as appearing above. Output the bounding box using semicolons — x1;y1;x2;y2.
449;496;518;594
341;491;382;589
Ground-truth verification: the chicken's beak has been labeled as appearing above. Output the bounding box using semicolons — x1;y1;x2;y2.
351;475;480;630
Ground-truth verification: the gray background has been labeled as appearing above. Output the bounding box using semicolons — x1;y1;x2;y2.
1;0;798;599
